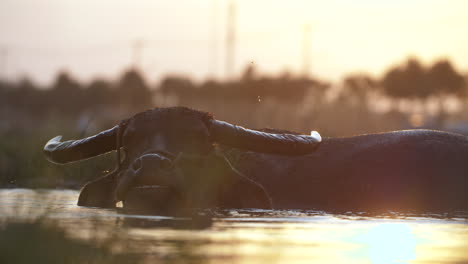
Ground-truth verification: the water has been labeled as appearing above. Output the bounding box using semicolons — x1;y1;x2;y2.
1;189;468;264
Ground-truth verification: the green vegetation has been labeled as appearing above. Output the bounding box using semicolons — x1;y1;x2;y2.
0;57;467;188
0;125;115;188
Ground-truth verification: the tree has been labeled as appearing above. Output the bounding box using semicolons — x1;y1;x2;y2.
50;71;83;116
342;74;377;103
85;79;113;108
426;59;466;127
381;58;429;100
116;69;152;111
53;71;81;93
241;64;257;82
427;59;465;98
381;58;467;128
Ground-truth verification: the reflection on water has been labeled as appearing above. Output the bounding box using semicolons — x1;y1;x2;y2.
363;223;416;263
1;189;468;264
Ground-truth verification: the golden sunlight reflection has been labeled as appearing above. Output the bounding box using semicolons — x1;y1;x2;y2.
128;220;468;264
362;223;416;264
2;190;468;264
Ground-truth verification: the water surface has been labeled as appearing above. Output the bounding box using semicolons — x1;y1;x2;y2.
1;189;467;264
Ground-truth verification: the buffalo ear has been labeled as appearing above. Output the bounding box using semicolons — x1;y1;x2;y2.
78;172;117;208
216;154;272;209
171;152;184;168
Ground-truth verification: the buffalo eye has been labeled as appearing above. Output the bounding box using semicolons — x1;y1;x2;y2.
132;158;142;171
160;158;173;169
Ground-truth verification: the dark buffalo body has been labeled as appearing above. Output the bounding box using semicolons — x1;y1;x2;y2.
43;107;468;213
230;130;468;212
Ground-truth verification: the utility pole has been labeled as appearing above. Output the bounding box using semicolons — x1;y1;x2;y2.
132;39;144;70
0;46;7;81
211;0;219;78
225;0;236;79
302;24;311;77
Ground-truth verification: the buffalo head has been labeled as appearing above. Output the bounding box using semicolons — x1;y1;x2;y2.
43;107;321;210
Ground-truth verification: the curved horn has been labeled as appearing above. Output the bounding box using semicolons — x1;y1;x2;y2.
209;120;321;155
44;126;118;164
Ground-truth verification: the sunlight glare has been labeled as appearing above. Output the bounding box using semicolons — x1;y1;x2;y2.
364;223;416;264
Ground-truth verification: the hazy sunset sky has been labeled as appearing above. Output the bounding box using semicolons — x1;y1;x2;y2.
1;0;467;85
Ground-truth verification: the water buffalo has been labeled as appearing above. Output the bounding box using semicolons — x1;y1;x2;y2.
43;107;468;213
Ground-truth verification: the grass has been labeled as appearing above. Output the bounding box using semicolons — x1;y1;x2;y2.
0;125;116;189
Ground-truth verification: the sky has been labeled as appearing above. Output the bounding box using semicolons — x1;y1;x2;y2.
0;0;467;85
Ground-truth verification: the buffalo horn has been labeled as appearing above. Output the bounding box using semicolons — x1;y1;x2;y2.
43;126;118;164
209;120;321;155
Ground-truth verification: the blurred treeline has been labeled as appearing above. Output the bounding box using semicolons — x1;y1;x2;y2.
1;57;467;188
